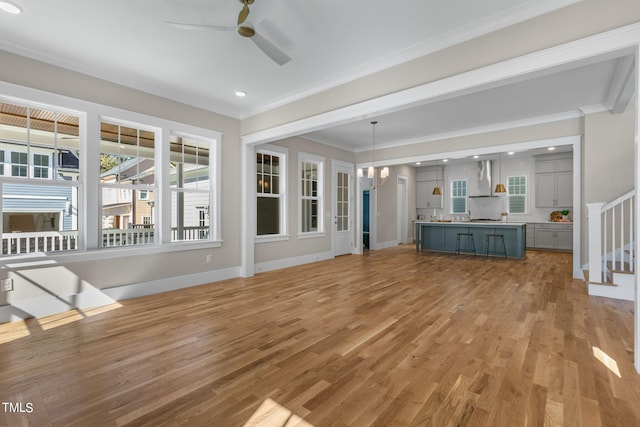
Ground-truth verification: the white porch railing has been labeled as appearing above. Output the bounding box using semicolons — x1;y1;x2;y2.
587;190;635;283
2;231;78;255
2;226;210;255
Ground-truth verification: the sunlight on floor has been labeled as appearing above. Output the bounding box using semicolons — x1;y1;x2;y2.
592;346;622;378
37;303;123;330
0;321;30;344
0;303;124;344
243;398;315;427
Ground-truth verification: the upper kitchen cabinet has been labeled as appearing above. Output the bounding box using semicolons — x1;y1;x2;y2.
535;154;573;208
416;166;444;209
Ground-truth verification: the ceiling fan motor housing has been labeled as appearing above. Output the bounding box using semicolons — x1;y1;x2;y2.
237;26;255;38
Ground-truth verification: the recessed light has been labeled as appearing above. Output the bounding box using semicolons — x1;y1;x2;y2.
508;151;515;155
548;146;556;151
473;155;479;159
442;159;449;162
235;90;247;97
415;162;421;165
0;0;22;14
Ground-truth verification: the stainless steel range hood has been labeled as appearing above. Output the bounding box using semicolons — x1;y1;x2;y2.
469;160;497;197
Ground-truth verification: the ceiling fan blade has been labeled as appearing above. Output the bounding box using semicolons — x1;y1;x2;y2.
251;32;291;65
238;4;250;25
164;21;235;32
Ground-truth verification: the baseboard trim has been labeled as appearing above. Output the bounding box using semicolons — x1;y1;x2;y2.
255;251;334;273
588;282;635;301
371;240;399;250
0;266;242;323
102;267;242;301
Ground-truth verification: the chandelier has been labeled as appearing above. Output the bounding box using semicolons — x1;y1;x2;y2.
358;121;389;189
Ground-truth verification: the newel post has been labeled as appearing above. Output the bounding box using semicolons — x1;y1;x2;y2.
587;202;605;283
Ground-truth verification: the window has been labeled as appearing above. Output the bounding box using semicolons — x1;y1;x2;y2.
256;147;287;237
169;134;213;242
507;175;527;214
299;153;324;235
33;153;49;178
11;152;27;177
0;100;80;256
450;179;467;214
100;121;156;247
1;93;221;257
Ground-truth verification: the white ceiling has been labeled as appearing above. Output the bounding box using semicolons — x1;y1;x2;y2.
0;0;582;119
302;55;634;153
0;0;633;159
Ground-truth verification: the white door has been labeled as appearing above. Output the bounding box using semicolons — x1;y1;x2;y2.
333;163;353;256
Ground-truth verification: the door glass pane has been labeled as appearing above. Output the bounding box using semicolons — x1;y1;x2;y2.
336;171;349;232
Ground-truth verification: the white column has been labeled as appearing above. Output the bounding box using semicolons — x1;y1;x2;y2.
240;142;255;277
354;166;363;254
83;109;101;250
586;202;605;284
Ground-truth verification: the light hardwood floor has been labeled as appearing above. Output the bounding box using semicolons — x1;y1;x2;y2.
1;246;639;426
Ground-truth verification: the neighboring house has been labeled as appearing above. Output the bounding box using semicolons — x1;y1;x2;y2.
0;141;79;235
100;157;156;231
100;157;210;241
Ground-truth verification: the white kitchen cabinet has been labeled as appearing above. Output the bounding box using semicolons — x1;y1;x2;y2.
535;155;573;208
416;181;443;209
555;228;573;250
532;223;573;251
534;228;556;248
535;158;573;173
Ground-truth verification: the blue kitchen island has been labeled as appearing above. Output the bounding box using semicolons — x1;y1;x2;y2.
415;221;527;259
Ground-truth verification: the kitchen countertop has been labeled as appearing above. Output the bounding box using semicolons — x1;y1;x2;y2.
415;220;527;226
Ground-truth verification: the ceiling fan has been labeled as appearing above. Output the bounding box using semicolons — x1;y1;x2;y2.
165;0;291;66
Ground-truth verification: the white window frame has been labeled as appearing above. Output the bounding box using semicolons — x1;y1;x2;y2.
168;131;217;244
0;95;83;256
33;153;50;179
11;151;27;177
298;152;325;238
99;119;158;248
256;144;289;243
450;178;467;214
0;85;222;260
507;175;527;214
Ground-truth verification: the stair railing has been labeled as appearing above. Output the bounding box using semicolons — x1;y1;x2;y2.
587;190;635;283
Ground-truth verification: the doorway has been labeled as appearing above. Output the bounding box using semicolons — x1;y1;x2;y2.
363;190;370;249
332;162;354;256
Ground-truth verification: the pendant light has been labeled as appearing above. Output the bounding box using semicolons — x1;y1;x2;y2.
495;153;506;193
358;121;389;189
432;160;442;195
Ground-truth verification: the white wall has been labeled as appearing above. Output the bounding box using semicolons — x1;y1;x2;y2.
254;136;354;271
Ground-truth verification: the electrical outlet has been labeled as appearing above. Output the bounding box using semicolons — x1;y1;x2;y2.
206;254;212;263
1;278;13;292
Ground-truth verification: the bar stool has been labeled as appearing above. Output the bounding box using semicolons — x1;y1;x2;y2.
485;234;507;258
455;233;476;255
